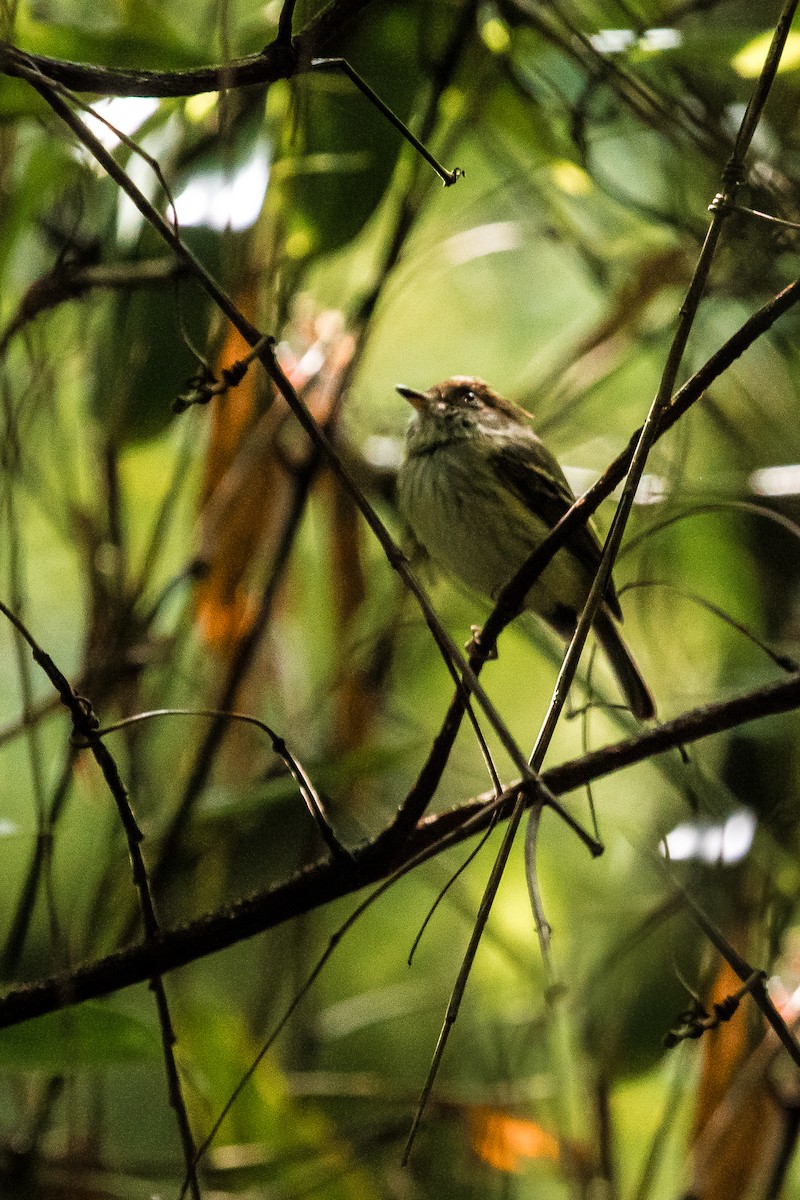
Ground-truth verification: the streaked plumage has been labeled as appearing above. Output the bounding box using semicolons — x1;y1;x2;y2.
396;376;654;719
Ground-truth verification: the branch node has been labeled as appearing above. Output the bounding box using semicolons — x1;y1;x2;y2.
721;154;745;193
261;34;298;78
69;694;100;746
466;625;497;659
442;166;464;187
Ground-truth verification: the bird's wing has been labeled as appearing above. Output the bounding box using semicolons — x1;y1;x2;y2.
489;440;622;619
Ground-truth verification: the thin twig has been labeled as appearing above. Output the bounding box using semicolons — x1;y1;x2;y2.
2;671;799;1032
310;58;462;186
277;0;299;46
0;601;203;1199
659;864;800;1070
406;813;500;967
99;708;351;863
177;824;480;1195
620;580;798;673
387;272;800;840
20;62;557;852
523;802;554;976
401;7;800;1150
0;0;372;96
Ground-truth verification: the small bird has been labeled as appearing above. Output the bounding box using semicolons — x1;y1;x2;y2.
396;376;655;719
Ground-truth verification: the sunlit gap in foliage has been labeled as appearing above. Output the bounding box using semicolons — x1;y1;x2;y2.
80;95;270;236
562;465;800;504
563;466;668;505
750;463;800;495
81;96;161;150
589;28;682;54
662;810;756;865
173;144;270;232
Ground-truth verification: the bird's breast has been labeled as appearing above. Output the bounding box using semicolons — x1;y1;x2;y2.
398;442;590;615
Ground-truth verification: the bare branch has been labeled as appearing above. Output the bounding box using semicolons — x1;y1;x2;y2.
1;670;799;1030
0;0;374;97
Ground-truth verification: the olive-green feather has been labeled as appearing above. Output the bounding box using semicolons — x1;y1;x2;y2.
488;443;622;620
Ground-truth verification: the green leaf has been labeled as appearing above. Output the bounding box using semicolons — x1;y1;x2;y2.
0;1002;160;1070
276;0;427;259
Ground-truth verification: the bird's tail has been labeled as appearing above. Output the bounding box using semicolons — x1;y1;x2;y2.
594;608;655;721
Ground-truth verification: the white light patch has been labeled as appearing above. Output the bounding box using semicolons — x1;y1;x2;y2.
749;464;800;496
82;97;161;150
0;819;18;837
590;27;681;54
639;28;682;51
443;221;521;267
662;822;700;861
590;29;636;54
720;810;757;862
560;467;666;505
173;148;269;232
562;466;597;496
634;473;669;504
295;344;325;382
318;982;426;1039
662;809;756;865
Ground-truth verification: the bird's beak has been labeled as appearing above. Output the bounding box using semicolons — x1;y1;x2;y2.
396;384;430;413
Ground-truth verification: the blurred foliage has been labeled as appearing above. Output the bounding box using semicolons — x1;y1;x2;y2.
3;0;800;1197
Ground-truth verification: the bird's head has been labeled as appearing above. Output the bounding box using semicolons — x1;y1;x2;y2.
397;377;530;446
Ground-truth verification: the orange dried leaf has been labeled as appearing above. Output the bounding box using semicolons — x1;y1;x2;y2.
691;953;780;1200
195;293;284;656
468;1106;560;1174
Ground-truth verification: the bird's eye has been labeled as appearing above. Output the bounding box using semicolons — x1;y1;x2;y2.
465;390;476;404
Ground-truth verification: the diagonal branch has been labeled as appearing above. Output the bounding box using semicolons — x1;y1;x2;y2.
388;271;800;840
0;0;374;97
1;669;799;1030
0;600;203;1199
18;61;577;857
